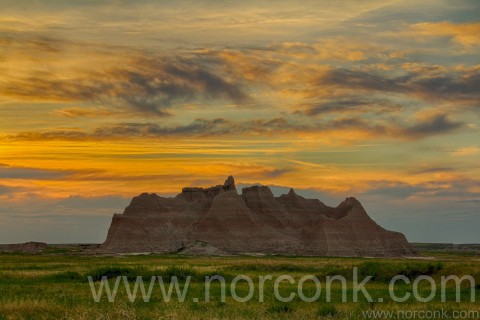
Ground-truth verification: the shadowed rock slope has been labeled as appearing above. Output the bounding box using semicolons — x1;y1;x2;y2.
101;177;416;256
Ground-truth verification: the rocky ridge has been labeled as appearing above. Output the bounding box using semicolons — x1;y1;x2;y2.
101;176;416;256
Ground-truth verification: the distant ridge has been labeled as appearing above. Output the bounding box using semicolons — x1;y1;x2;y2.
0;242;47;254
101;176;417;257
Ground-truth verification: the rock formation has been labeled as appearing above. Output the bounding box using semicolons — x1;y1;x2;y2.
0;242;48;254
101;176;416;256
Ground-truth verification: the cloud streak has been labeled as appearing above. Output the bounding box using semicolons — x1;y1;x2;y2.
399;114;464;139
0;163;74;180
317;67;480;102
5;111;464;142
298;97;403;116
361;176;480;200
412;22;480;47
0;34;247;116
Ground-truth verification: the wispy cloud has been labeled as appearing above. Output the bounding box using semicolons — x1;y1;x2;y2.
398;114;464;139
55;106;129;118
0;34;247;116
0;163;74;180
297;97;403;116
361;176;480;200
409;167;455;175
0;184;23;195
412;22;480;47
452;146;480;157
317;67;480;102
5;112;465;142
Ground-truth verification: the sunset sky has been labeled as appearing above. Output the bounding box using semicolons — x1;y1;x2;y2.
1;0;479;244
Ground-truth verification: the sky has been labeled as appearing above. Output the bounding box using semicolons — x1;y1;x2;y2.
0;0;479;244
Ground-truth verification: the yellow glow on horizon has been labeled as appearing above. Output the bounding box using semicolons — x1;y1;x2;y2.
1;134;465;200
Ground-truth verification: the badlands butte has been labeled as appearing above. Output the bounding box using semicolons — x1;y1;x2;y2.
101;177;417;257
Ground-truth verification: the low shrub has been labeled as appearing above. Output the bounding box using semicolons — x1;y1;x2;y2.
358;261;444;282
86;265;155;282
198;271;236;282
317;304;338;317
46;271;84;282
266;303;294;314
318;265;352;279
227;263;317;273
160;265;196;282
86;264;239;283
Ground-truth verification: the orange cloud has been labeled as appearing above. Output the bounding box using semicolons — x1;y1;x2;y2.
452;147;480;157
54;107;128;118
412;22;480;47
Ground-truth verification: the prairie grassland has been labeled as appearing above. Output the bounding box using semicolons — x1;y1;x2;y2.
0;251;479;320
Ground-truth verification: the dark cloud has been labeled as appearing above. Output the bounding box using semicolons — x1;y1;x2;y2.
55;195;130;210
0;184;22;195
0;163;235;183
329;117;378;130
362;177;480;200
400;114;463;139
94;118;236;137
0;163;202;184
318;68;480;102
320;69;406;93
426;178;480;199
0;163;106;181
325;113;463;139
3;33;478;122
0;35;247;116
2;60;247;116
5;112;464;141
94;117;302;137
413;71;480;100
261;168;292;178
6;117;304;140
299;97;404;116
105;59;247;115
409;167;455;175
362;181;426;199
456;199;480;204
0;163;71;180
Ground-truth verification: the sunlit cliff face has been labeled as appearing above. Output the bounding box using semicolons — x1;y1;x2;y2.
0;0;479;243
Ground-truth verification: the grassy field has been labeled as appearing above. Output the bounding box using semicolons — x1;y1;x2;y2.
0;249;479;319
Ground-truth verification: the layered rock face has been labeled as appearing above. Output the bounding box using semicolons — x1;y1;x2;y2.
101;177;416;256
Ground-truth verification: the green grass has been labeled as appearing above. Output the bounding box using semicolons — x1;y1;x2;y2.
356;261;444;282
317;304;338;317
87;265;157;282
0;252;478;319
266;302;295;314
